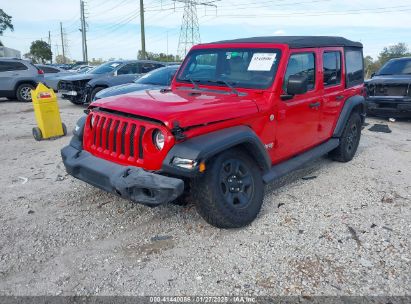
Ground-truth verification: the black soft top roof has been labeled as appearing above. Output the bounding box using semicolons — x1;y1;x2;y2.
209;36;362;48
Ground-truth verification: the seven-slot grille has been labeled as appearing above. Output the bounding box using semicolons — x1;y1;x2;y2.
87;112;146;162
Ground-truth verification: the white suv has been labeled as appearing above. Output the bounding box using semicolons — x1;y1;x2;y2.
0;58;44;102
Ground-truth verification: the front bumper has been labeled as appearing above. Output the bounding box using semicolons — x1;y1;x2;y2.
366;96;411;117
61;145;184;206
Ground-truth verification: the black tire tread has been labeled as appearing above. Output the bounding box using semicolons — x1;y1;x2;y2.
191;149;264;228
330;112;361;162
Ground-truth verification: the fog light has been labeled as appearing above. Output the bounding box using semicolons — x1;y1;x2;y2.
172;157;197;170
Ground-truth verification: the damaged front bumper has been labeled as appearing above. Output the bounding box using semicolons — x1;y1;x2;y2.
61;145;184;206
366;96;411;117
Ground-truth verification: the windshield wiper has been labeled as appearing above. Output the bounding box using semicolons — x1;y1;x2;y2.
186;77;201;90
206;80;243;96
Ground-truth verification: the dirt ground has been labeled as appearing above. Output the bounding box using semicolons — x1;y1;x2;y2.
0;98;410;296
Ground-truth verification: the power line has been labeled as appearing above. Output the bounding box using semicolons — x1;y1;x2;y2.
173;0;219;58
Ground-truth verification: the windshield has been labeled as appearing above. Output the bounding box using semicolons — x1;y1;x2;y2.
176;48;281;89
135;66;178;85
89;62;122;74
377;58;411;75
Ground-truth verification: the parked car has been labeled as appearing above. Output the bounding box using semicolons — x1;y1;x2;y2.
0;58;44;102
58;60;165;105
365;57;411;117
93;65;180;101
35;64;75;91
62;36;365;228
68;65;93;73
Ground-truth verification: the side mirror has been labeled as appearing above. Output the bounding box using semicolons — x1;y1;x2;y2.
113;70;118;76
371;72;375;78
281;75;308;100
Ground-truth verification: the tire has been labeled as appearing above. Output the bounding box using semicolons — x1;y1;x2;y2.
330;112;362;162
16;83;35;102
32;127;43;141
68;97;84;105
89;87;105;103
62;123;67;136
191;149;264;228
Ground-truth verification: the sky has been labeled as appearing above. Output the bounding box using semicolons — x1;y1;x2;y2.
1;0;411;61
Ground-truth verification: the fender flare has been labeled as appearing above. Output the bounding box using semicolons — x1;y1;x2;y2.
333;95;366;138
161;126;271;177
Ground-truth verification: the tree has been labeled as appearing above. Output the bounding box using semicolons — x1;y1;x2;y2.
55;54;72;64
89;58;105;65
378;42;411;66
364;55;380;79
138;50;181;62
0;9;14;46
27;40;52;63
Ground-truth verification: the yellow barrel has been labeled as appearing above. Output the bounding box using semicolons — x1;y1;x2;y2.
31;83;66;141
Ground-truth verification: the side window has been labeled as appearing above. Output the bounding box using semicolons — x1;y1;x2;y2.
323;51;341;86
345;49;364;87
117;63;138;75
0;61;28;72
283;53;315;92
0;62;8;72
42;66;59;73
10;62;28;71
141;63;158;73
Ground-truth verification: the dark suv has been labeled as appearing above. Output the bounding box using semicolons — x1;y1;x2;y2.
62;36;365;228
0;58;44;102
58;60;165;105
365;57;411;117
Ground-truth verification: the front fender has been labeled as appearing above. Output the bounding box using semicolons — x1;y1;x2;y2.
161;126;271;177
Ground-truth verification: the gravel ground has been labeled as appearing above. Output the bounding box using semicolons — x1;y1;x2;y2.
0;97;410;296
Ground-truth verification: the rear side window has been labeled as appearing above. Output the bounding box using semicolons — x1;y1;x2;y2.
283;53;316;92
0;61;28;72
323;51;341;86
345;48;364;87
41;66;59;73
117;63;139;75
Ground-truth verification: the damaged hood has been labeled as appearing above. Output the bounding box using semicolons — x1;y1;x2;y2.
59;73;98;82
90;88;259;129
366;75;411;85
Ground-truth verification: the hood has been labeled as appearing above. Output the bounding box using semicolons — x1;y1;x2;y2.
366;75;411;85
95;83;164;99
91;88;259;129
59;73;98;82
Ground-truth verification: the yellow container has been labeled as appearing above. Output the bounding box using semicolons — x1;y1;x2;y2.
31;83;66;141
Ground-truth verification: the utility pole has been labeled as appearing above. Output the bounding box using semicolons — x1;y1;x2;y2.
48;31;52;63
140;0;146;59
80;0;88;63
166;31;169;55
60;22;66;64
174;0;218;59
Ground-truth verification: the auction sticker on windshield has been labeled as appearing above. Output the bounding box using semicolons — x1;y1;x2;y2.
247;53;277;71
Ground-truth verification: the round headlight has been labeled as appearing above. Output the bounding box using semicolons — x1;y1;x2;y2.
153;129;165;150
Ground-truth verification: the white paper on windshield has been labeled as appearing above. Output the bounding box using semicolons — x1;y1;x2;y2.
247;53;277;71
110;63;120;68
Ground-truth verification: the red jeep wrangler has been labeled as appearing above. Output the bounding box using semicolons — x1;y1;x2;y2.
62;36;365;228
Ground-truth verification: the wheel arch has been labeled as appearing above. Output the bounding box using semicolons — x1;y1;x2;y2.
161;126;271;178
14;80;38;92
333;95;366;138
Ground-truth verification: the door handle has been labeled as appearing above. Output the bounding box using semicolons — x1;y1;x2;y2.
336;95;345;100
309;101;321;108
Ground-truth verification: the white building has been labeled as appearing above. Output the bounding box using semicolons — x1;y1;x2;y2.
0;46;21;58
